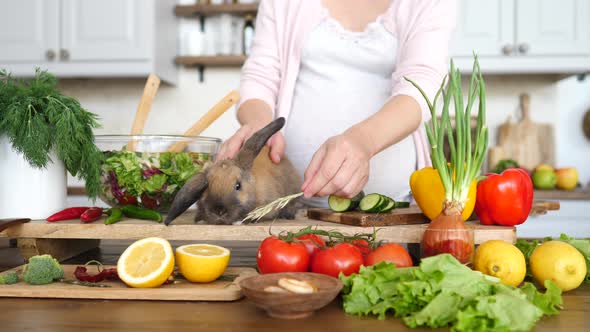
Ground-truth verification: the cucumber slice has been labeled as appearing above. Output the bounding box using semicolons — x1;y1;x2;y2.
395;201;410;208
359;193;384;212
379;198;395;213
328;191;365;212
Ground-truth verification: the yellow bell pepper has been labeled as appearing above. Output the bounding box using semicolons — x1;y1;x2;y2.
409;167;477;221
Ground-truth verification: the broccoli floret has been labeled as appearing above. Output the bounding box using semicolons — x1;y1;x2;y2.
22;254;64;285
0;271;18;285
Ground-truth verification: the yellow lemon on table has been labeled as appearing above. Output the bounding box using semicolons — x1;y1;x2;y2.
530;241;586;292
176;244;230;283
117;237;175;288
474;240;526;287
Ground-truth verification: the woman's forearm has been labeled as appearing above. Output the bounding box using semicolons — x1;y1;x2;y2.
237;99;274;130
345;95;422;157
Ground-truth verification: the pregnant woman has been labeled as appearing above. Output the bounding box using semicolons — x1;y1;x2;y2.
217;0;457;207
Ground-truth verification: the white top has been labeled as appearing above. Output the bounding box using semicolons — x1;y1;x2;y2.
284;16;416;207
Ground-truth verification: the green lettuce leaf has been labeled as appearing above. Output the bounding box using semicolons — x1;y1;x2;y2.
142;174;168;193
340;254;563;331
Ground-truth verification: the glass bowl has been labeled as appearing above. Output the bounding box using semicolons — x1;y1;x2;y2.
94;135;221;212
421;227;475;265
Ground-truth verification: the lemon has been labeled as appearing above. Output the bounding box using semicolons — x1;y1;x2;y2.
117;237;175;288
176;244;230;283
530;241;586;292
474;240;526;287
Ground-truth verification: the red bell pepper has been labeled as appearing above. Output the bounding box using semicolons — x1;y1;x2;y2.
475;168;534;226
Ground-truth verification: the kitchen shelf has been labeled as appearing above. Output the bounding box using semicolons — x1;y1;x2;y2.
534;189;590;201
175;3;258;17
175;55;247;81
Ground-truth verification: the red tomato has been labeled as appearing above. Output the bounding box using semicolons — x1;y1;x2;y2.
365;243;413;267
295;234;326;256
311;243;364;278
257;237;310;274
352;239;372;257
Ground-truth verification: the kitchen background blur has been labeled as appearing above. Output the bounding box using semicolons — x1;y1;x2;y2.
0;0;589;236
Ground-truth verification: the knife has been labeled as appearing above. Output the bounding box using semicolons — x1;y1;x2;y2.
0;218;31;233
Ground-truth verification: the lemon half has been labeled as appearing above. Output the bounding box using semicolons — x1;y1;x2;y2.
117;237;175;288
176;244;230;283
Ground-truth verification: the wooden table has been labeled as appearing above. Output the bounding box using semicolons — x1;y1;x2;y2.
1;239;589;331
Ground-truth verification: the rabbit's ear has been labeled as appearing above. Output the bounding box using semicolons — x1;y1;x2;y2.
164;172;208;225
236;117;286;169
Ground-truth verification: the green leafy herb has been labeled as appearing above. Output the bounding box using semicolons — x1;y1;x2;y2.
0;69;103;197
340;254;562;331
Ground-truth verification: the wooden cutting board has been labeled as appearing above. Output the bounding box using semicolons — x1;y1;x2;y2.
307;201;560;226
488;93;555;170
307;206;428;227
0;266;257;301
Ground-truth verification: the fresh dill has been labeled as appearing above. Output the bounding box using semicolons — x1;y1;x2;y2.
0;69;103;198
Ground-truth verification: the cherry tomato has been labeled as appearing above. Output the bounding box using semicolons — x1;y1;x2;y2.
295;234;326;257
352;239;372;257
365;243;413;267
311;243;364;278
257;237;310;274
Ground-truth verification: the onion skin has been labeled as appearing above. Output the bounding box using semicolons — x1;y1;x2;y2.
422;207;474;264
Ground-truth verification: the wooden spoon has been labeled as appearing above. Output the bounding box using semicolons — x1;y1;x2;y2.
167;90;240;153
127;74;161;151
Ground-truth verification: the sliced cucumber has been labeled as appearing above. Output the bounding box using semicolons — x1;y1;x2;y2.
379;197;396;213
359;193;384;212
328;191;365;212
395;201;410;208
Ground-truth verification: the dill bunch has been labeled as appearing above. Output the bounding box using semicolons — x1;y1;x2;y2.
0;69;103;198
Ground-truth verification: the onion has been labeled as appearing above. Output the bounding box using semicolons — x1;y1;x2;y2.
422;202;474;264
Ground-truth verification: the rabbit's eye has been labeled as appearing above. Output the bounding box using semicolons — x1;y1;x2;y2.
235;181;242;191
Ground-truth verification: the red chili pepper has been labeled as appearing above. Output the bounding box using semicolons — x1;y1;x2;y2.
46;207;91;222
474;168;534;226
74;266;119;282
80;207;104;223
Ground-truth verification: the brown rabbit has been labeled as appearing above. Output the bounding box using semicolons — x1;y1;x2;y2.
164;118;301;225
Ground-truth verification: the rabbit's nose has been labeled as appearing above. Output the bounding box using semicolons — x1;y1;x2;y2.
214;206;226;216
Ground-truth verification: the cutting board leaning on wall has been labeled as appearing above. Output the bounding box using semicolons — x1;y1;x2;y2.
488;94;555;171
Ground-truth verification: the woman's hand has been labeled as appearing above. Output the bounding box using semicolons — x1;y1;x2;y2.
301;128;374;198
216;124;285;164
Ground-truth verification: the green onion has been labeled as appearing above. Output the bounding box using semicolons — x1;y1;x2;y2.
405;56;488;213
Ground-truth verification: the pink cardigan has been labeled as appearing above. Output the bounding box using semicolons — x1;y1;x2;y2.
239;0;457;169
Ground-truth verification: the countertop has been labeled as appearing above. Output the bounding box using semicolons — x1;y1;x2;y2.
1;239;589;331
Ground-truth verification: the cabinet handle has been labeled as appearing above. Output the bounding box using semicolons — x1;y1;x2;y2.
60;49;70;61
501;44;513;55
518;43;530;54
45;50;56;61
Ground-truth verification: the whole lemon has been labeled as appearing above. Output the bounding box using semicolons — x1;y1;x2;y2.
474;240;526;287
530;241;586;292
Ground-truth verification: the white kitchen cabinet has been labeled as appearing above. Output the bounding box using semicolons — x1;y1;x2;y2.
0;0;59;63
516;0;590;56
452;0;590;74
451;0;514;57
0;0;177;84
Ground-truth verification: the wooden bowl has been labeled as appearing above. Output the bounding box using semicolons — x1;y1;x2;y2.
239;272;343;319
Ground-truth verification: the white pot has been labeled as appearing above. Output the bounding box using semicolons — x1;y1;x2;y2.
0;136;67;219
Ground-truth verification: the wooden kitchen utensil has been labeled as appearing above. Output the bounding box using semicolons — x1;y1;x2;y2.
307;206;428;226
127;73;161;151
0;218;30;233
167;90;240;152
488;94;555;170
308;201;559;227
0;265;257;302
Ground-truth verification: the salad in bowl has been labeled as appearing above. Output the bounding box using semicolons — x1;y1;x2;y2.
95;135;221;212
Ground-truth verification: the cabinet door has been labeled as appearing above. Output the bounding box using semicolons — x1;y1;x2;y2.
516;0;590;55
450;0;515;57
0;0;59;63
61;0;151;61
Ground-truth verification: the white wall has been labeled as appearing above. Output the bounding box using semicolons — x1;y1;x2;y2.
59;68;590;187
